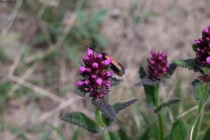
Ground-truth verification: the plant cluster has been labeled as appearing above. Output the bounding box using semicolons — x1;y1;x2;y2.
61;26;210;140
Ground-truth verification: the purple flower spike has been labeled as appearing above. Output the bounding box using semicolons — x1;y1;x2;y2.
194;26;210;67
148;50;169;81
76;47;115;98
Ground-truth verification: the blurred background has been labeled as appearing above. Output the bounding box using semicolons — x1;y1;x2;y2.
0;0;210;139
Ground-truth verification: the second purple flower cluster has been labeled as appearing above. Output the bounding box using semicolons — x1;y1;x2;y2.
148;50;169;81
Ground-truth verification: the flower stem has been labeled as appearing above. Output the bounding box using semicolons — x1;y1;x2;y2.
155;83;164;140
95;107;110;140
191;102;204;140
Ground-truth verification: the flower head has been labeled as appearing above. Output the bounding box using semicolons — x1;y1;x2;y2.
76;47;114;98
194;26;210;67
148;50;169;81
199;75;210;83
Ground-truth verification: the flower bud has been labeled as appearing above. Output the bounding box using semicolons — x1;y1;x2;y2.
79;67;86;73
92;63;99;69
76;81;84;86
96;78;103;86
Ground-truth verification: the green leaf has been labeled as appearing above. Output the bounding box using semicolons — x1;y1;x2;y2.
109;132;121;140
192;79;210;103
202;127;210;140
154;98;180;113
202;67;210;75
134;76;158;86
109;77;123;86
73;87;86;97
102;99;138;126
144;85;156;107
92;96;117;122
139;66;147;79
113;99;138;114
168;63;177;75
61;112;100;133
101;113;112;127
169;120;188;140
137;66;156;107
173;59;200;72
192;44;198;52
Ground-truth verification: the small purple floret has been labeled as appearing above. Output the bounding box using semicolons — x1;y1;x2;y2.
102;60;111;66
79;67;86;73
97;53;103;59
87;47;93;56
76;81;84;86
96;78;103;86
92;63;98;68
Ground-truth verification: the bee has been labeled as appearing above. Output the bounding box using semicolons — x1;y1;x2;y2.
89;47;125;76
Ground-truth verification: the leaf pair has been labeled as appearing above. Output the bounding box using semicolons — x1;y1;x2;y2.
61;99;138;133
93;94;138;124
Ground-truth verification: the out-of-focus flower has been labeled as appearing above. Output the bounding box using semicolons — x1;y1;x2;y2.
194;26;210;67
199;75;210;83
76;48;114;98
148;50;169;81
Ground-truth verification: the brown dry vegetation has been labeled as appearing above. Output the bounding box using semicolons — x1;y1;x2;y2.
0;0;210;140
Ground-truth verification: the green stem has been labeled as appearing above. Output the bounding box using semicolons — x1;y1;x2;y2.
191;102;204;140
95;107;110;140
155;83;164;140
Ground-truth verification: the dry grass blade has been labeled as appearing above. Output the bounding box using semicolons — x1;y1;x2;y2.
8;50;23;77
7;61;42;96
9;75;65;103
177;105;198;119
0;0;23;46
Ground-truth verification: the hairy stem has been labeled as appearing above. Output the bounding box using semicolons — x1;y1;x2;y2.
95;107;110;140
155;83;164;140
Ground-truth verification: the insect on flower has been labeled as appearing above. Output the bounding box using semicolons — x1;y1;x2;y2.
89;47;125;76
